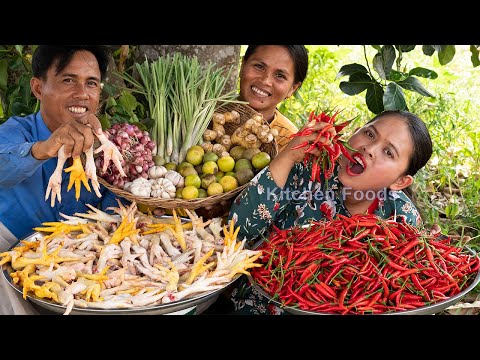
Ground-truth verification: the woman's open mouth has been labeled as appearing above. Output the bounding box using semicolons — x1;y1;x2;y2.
345;153;366;176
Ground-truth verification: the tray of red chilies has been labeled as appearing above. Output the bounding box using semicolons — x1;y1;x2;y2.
248;213;480;315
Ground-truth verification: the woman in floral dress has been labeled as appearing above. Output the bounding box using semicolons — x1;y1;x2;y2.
226;110;433;314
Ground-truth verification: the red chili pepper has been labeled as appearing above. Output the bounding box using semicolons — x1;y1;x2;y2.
252;213;479;314
314;282;337;301
339;143;357;163
299;262;319;284
334;120;352;133
283;243;294;270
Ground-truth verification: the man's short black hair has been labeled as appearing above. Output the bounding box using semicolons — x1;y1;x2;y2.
32;45;110;81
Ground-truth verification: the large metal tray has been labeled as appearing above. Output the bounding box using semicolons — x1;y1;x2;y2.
2;225;239;315
248;242;480;315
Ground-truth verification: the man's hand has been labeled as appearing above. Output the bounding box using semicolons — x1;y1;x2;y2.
32;114;103;160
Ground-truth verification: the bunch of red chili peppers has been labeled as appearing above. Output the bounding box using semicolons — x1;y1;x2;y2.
250;213;480;314
290;111;355;183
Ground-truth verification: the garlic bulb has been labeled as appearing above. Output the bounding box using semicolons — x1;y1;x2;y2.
150;178;176;199
148;165;167;179
129;177;152;197
123;181;133;192
164;170;184;188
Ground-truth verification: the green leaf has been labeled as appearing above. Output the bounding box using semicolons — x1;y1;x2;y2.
106;96;117;110
0;59;7;92
397;76;435;97
422;45;435;56
383;83;407;111
445;202;459;219
129;113;139;123
366;83;384;114
388;70;409;82
293;90;304;102
136;102;145;118
371;45;382;51
339;73;372;95
102;82;118;97
432;45;444;52
373;45;396;80
98;113;111;130
19;73;33;104
14;45;24;54
395;45;416;53
118;90;138;112
111;104;129;117
470;45;480;67
438;45;456;65
408;67;438;79
10;101;31;115
335;63;368;79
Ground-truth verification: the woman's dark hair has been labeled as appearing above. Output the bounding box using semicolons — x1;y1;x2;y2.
243;45;309;86
32;45;110;81
367;110;433;176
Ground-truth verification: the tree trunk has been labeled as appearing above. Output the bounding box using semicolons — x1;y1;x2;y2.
134;45;241;93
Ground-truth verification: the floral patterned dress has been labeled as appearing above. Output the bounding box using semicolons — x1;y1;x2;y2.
226;161;422;315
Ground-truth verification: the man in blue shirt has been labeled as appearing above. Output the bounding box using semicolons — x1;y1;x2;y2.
0;45;124;243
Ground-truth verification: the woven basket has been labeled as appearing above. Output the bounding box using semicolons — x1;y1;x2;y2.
98;102;278;210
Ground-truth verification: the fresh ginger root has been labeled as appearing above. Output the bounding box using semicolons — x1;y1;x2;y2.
203;130;217;142
212;143;227;156
217;134;231;151
230;114;277;149
201;141;214;153
202;111;241;143
224;110;240;125
202;110;275;151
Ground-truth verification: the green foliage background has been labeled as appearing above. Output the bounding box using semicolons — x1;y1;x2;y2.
275;45;480;246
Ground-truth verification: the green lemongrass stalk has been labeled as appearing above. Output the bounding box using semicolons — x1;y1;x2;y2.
171;56;241;164
189;64;239;141
170;111;180;164
151;56;173;163
121;56;173;163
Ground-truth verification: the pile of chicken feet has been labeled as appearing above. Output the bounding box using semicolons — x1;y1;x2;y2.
0;201;261;315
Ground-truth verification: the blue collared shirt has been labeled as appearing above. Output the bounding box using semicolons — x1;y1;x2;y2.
0;112;126;240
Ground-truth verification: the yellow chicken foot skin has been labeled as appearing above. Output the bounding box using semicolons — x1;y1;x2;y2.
64;157;91;200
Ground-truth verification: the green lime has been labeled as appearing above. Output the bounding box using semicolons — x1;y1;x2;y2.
186;146;205;166
182;185;199;199
207;182;224;196
217;155;235;172
184;174;201;189
202;161;219;175
198;188;208;198
165;162;178;171
203;151;219;163
252;152;271;170
219;175;238;192
234;158;253;172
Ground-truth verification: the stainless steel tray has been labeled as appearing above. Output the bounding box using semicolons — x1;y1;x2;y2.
248;244;480;315
2;227;238;315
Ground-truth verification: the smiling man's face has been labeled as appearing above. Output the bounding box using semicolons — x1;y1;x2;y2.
31;50;102;132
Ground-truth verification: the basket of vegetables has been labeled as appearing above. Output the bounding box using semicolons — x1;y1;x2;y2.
96;102;278;209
